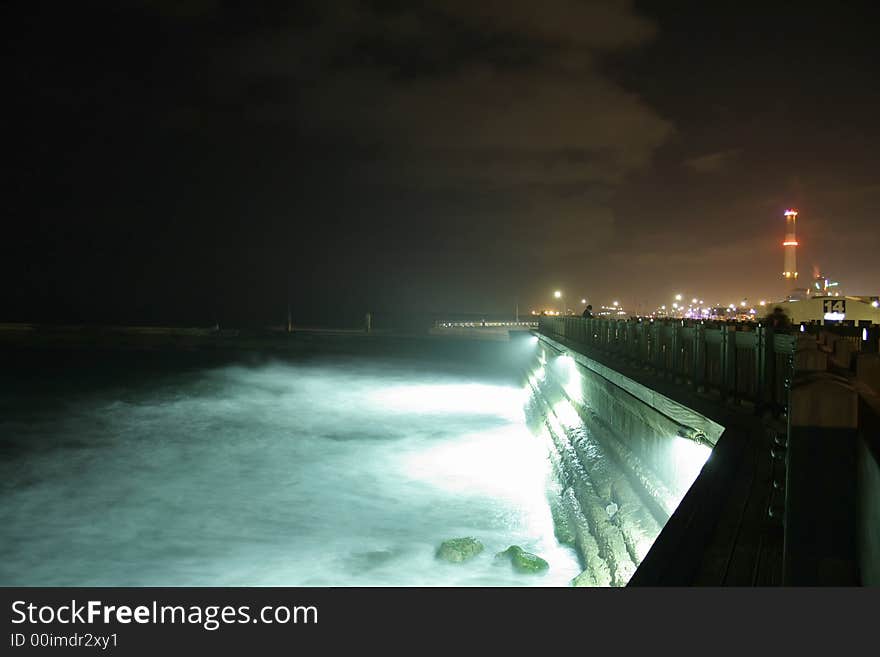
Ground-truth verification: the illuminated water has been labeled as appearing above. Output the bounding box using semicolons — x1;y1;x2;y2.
0;348;581;586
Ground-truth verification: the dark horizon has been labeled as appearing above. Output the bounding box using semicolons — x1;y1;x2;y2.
6;1;880;326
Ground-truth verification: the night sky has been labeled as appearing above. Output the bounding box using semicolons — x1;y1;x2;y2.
6;1;880;326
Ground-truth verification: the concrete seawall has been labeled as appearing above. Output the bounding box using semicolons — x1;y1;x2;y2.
527;334;723;586
530;323;880;585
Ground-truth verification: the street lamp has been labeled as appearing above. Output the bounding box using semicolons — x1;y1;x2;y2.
554;290;562;315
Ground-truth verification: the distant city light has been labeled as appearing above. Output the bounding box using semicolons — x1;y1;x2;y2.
554;290;561;299
675;294;682;301
612;301;619;307
691;298;698;304
581;298;586;304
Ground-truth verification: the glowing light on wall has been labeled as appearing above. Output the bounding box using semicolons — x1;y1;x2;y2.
783;241;799;246
555;354;582;402
823;312;846;321
531;365;546;384
669;437;712;497
551;398;582;428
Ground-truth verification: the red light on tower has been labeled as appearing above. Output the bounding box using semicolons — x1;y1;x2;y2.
782;208;799;281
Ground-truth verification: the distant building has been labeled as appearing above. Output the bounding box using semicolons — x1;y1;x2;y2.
807;271;843;297
777;296;880;325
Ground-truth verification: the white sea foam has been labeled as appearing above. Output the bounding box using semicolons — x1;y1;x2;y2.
0;356;581;586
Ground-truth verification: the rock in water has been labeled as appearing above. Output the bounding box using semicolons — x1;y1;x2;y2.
436;537;484;563
496;545;549;573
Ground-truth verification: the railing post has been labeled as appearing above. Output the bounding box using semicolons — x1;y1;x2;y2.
755;324;767;411
692;322;704;390
866;326;880;354
670;322;680;380
652;321;662;371
628;321;637;364
720;324;731;400
638;322;650;367
766;327;778;408
728;324;739;401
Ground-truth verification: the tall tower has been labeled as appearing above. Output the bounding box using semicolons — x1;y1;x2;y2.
782;208;799;282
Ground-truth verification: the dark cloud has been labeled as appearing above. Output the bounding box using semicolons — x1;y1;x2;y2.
683;148;741;174
6;0;878;324
208;1;673;280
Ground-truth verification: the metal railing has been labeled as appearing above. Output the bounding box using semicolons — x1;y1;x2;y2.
539;316;800;413
434;320;538;328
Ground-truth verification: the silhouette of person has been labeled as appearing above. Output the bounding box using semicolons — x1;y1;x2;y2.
766;306;790;329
